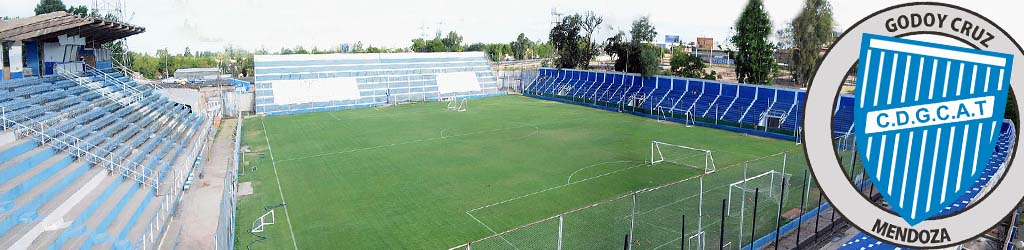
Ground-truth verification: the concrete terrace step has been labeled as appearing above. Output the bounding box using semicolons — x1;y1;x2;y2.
25;172;117;248
0;161;95;248
50;179;136;250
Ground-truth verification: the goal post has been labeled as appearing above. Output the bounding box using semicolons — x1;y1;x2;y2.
251;209;276;233
446;97;467;112
727;170;792;216
687;231;706;250
650;141;716;174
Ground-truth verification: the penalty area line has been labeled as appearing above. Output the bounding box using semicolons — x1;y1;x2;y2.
467;162;648;214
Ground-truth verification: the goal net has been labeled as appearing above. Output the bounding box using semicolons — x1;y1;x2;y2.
727;170;791;216
251;209;276;233
650;141;715;174
446;98;467;112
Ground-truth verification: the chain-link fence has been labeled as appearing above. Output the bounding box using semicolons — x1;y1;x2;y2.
449;150;854;250
214;112;242;250
496;68;540;94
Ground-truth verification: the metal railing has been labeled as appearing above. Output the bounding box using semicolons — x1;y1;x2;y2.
135;109;216;250
83;63;145;104
0;106;159;189
55;67;133;106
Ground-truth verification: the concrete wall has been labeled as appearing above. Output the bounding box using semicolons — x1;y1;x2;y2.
157;88;201;108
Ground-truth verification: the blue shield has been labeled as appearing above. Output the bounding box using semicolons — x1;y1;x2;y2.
853;34;1014;225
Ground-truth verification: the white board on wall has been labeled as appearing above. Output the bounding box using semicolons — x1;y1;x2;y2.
435;72;481;94
9;43;23;73
271;77;361;105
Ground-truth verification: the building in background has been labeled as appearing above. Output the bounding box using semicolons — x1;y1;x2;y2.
174;67;227;83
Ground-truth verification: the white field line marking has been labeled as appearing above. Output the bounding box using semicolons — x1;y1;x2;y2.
260;118;300;250
456;151;787;249
466;211;519;250
467;162;649;213
638;184;730;217
441;124;541;142
325;111;342;121
277;118;585;163
566;160;636;184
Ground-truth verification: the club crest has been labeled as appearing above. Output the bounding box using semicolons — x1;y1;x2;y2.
853;34;1013;225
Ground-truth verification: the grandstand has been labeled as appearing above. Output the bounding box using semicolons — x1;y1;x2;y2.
525;68;834;141
0;12;213;249
253;52;502;115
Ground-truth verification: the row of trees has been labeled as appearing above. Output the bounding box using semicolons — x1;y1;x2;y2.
129;46;255;79
547;0;835;85
548;12;716;79
413;31;554;62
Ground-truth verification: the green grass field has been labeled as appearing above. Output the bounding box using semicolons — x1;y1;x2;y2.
234;95;813;250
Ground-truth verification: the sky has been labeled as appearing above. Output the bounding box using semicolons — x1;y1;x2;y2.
1;0;1021;54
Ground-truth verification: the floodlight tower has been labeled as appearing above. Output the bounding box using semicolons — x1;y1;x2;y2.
550;8;563;28
92;0;136;78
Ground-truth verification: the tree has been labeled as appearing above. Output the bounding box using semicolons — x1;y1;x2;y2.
630;16;657;43
442;31;464;52
549;12;602;69
730;0;777;85
671;48;717;80
410;31;465;53
791;0;835;86
466;43;487;52
604;17;661;76
184;46;193;57
67;5;88;16
510;33;534;60
34;0;66;15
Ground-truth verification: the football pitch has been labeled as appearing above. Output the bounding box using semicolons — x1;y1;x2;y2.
234;95;813;249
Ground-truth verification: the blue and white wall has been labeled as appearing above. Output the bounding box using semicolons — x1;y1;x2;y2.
254;52;500;115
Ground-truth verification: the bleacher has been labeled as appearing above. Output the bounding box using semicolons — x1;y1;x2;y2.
253;52;502;115
0;67;206;249
526;68;843;140
838;121;1016;250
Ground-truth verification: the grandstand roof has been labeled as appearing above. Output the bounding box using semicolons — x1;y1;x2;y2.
0;11;145;45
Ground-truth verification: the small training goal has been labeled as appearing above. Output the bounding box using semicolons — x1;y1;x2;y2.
650;141;716;174
446;97;467;112
727;170;791;216
251;209;276;233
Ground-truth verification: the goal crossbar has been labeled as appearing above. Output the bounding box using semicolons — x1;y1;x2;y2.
727;170;791;216
650;141;715;174
447;98;467;112
251;210;276;233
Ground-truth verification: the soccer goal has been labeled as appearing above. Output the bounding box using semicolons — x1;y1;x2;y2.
727;170;792;216
681;110;695;127
650;141;716;174
687;231;706;250
446;97;467;112
251;209;276;233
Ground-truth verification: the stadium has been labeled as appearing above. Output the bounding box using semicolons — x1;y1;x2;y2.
232;53;1018;250
0;0;1022;250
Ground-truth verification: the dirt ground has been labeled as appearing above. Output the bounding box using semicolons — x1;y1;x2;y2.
160;118;236;249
